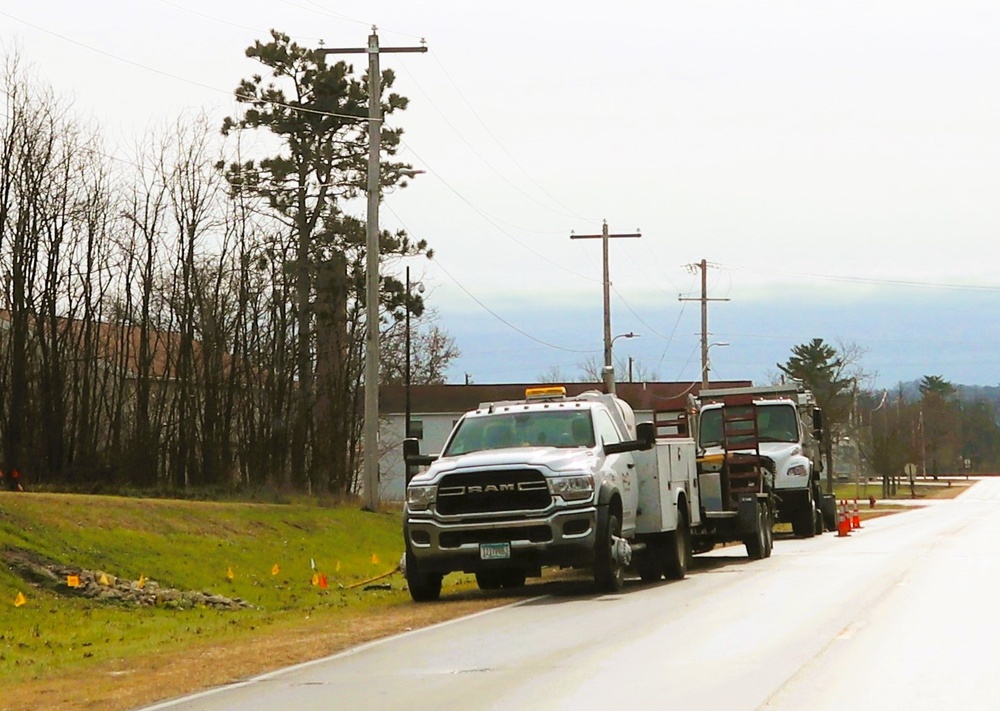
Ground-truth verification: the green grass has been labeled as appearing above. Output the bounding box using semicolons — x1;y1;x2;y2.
0;492;415;684
831;478;972;502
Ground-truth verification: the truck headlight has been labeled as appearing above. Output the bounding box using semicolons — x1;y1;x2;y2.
550;475;594;501
787;465;808;477
406;484;437;510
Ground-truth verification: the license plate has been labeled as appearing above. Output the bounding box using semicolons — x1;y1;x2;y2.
480;542;510;560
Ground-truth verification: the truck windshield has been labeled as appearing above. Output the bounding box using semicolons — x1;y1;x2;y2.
757;404;799;442
699;403;799;447
444;410;595;456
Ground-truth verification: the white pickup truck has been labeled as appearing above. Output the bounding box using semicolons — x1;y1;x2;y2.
401;387;700;601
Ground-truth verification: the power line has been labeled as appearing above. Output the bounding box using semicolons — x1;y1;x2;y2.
427;51;597;222
0;9;376;123
382;202;596;355
726;262;1000;293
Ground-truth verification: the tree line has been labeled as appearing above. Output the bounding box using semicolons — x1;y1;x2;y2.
777;339;1000;497
0;33;456;495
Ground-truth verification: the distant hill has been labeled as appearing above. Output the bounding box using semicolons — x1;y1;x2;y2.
890;380;1000;412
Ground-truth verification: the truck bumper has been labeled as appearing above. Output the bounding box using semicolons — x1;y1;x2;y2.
405;506;599;575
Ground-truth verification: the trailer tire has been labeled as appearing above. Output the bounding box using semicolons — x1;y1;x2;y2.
594;510;625;593
663;508;691;580
745;502;768;560
406;548;443;602
763;505;774;558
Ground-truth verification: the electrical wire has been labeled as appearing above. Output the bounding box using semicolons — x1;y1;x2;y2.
726;262;1000;293
0;8;376;124
155;0;325;42
381;201;598;355
427;51;597;223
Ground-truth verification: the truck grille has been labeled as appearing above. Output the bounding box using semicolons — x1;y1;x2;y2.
436;469;551;515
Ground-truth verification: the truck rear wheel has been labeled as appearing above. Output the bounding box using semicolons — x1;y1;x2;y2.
594;510;625;593
405;548;443;602
662;508;691;580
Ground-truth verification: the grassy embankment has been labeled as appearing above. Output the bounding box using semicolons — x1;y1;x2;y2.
0;492;490;710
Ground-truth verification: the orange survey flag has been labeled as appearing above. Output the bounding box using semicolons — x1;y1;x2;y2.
271;563;280;576
371;553;380;565
14;592;27;607
318;573;328;589
311;573;320;587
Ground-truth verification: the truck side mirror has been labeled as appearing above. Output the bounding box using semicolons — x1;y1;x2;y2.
636;421;656;450
812;409;824;438
403;437;436;466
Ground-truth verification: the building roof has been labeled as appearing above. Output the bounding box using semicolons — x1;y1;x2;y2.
380;380;753;416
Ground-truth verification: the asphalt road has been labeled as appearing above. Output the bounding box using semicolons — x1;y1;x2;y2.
144;479;999;711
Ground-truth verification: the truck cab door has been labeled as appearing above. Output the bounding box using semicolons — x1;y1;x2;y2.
595;410;640;535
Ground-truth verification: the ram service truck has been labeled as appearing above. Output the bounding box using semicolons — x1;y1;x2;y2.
697;383;833;538
401;387;774;601
401;387;704;600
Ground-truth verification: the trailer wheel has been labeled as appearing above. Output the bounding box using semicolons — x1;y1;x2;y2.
763;505;774;558
745;502;768;560
594;510;625;593
663;508;691;580
406;547;443;602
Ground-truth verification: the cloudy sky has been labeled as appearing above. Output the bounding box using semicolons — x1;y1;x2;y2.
3;1;998;387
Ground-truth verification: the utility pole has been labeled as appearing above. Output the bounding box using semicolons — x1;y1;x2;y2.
320;29;427;512
679;259;729;390
570;221;641;391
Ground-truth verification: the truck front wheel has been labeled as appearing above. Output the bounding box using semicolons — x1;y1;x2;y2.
405;548;443;602
594;510;625;593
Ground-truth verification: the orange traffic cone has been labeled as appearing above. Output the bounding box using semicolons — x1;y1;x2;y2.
837;500;851;537
851;499;862;529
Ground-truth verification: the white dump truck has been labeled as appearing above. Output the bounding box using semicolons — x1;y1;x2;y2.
401;386;773;602
697;383;833;538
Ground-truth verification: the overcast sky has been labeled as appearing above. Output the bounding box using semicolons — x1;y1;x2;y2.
2;1;999;387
